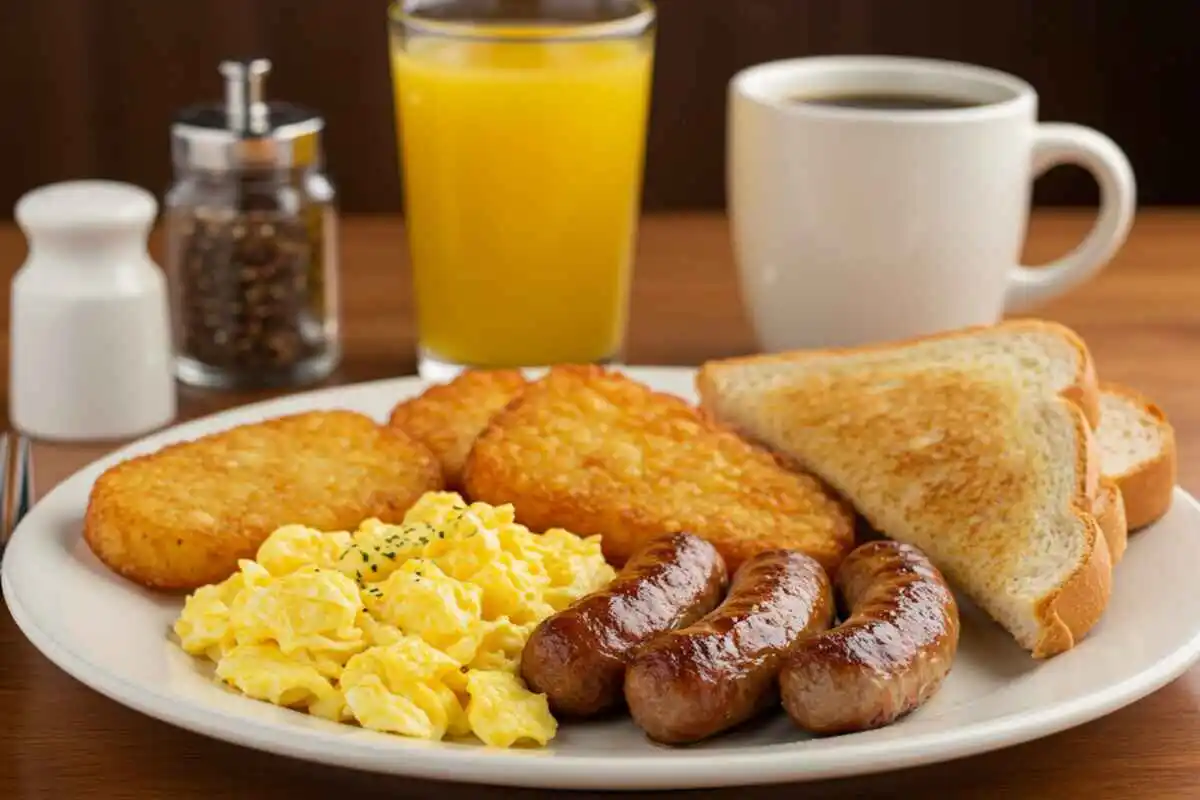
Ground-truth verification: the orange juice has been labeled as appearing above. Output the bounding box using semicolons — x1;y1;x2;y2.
391;28;653;368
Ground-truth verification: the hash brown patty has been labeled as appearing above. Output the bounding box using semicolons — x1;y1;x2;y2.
462;366;854;573
83;410;443;590
388;369;527;488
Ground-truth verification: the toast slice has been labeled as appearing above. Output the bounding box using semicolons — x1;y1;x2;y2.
388;369;528;488
1093;478;1128;565
84;411;443;590
1096;383;1177;530
462;365;855;574
698;319;1101;428
699;357;1110;658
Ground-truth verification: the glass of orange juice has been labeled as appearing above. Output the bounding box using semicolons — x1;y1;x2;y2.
388;0;656;379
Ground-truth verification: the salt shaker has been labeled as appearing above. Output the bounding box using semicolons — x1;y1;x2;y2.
165;58;341;389
10;181;177;441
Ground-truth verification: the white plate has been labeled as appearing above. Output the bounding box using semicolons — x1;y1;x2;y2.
4;367;1200;791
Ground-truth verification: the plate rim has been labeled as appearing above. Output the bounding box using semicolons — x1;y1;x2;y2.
5;367;1200;790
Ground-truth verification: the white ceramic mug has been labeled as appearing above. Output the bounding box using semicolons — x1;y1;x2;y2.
728;56;1136;351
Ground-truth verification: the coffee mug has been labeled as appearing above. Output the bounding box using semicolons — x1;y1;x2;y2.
728;56;1136;351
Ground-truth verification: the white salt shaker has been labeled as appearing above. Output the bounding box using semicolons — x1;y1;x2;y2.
11;181;177;441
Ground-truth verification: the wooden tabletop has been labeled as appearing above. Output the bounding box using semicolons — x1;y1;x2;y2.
1;211;1197;799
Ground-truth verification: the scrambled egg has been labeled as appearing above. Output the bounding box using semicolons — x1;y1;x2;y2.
173;492;615;747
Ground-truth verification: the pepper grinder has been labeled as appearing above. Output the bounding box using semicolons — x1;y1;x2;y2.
164;58;341;389
10;181;177;441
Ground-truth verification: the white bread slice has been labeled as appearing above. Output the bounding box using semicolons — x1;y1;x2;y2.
1093;478;1127;564
698;319;1101;428
1096;383;1177;530
698;358;1110;659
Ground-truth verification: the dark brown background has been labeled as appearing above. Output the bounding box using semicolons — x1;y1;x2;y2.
2;0;1194;215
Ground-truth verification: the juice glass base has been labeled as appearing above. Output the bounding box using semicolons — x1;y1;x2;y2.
417;347;620;382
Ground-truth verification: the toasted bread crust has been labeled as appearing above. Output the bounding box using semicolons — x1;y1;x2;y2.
1056;322;1101;429
1098;382;1177;530
83;411;443;590
463;365;855;574
1079;398;1102;507
1093;478;1128;565
1032;400;1111;658
387;369;528;488
1033;512;1112;658
696;319;1102;427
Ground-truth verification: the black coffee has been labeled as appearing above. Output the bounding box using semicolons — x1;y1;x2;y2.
791;93;981;111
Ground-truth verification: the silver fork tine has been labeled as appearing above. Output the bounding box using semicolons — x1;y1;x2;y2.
0;432;10;556
13;434;33;531
0;432;34;558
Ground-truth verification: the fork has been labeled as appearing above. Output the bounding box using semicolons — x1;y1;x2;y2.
0;432;34;559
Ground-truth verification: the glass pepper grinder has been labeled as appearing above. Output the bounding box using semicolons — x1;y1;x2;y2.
165;58;341;389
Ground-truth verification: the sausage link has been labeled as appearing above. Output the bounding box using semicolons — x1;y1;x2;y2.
780;540;959;735
624;549;834;744
520;532;728;717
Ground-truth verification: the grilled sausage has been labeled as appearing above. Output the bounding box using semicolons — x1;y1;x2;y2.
624;549;834;744
780;540;959;735
520;532;728;717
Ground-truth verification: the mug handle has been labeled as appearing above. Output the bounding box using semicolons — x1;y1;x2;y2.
1004;123;1136;313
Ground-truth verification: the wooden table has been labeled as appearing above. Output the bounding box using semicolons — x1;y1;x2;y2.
1;211;1197;799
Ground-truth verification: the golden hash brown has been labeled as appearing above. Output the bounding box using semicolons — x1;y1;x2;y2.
388;369;527;488
462;366;854;574
84;410;443;591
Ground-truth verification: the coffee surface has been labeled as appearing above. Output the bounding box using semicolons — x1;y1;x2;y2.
790;93;981;110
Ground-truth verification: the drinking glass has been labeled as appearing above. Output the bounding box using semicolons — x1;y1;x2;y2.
388;0;656;379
